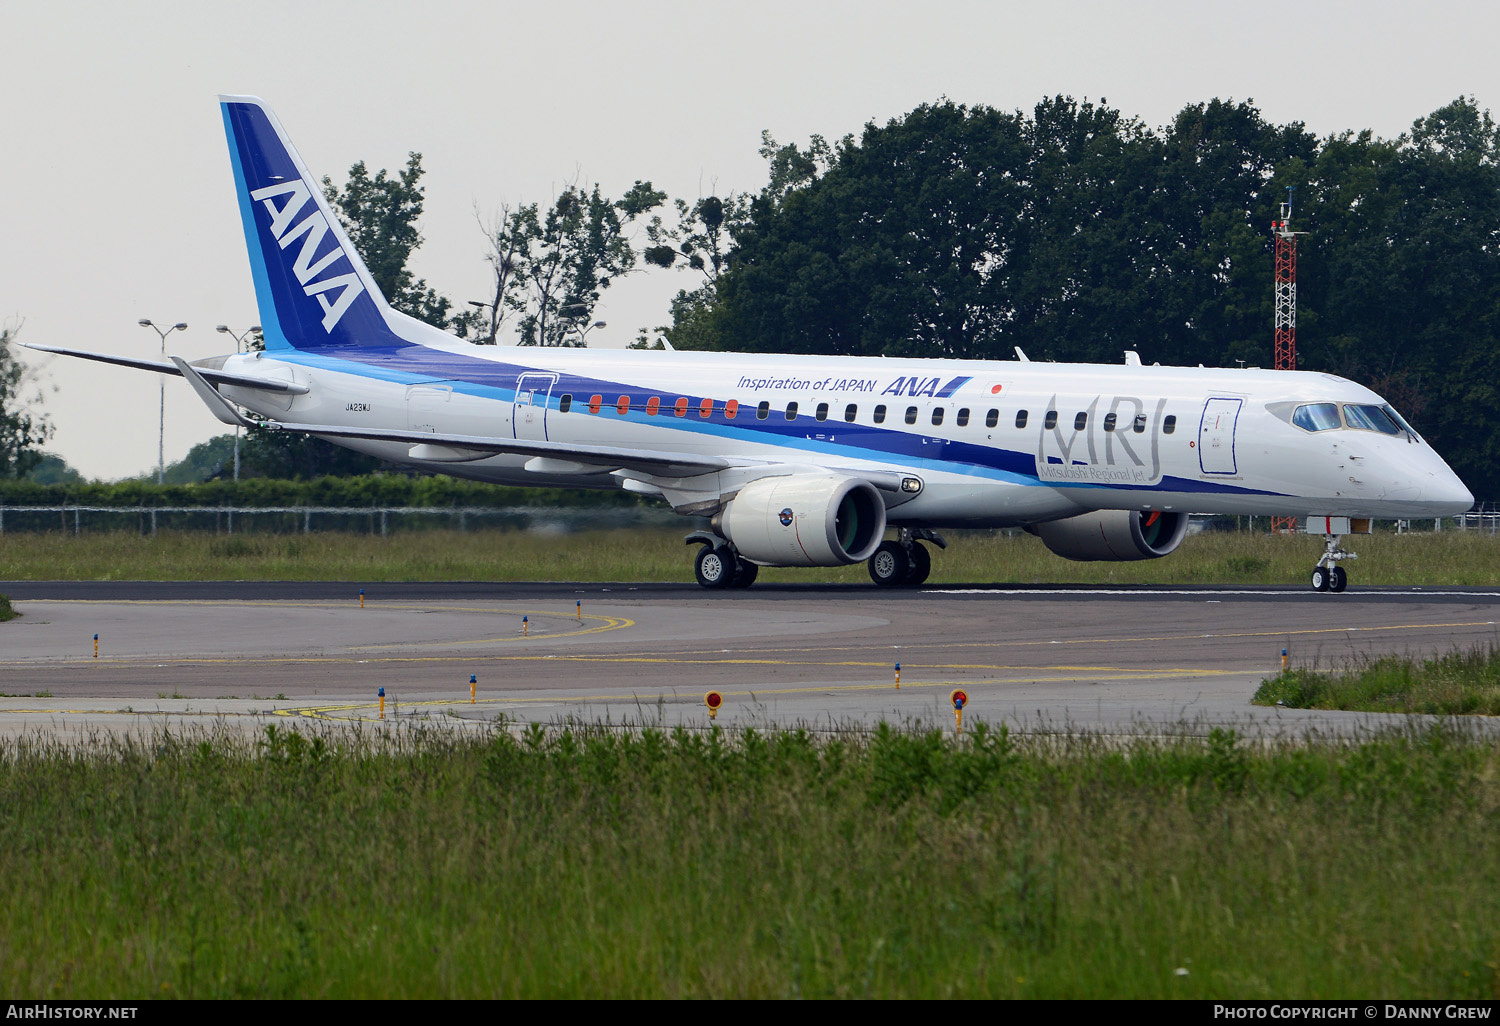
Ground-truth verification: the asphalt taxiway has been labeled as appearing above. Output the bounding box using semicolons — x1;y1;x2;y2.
2;582;1498;740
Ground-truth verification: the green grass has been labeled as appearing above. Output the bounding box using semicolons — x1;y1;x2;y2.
1;526;1498;585
0;722;1497;998
1255;644;1500;715
0;594;13;621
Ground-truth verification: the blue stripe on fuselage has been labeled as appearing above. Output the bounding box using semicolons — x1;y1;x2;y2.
279;343;1282;497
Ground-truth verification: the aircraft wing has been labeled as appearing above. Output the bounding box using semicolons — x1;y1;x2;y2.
22;343;309;395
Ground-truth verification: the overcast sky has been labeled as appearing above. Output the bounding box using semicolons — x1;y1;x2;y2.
6;0;1500;481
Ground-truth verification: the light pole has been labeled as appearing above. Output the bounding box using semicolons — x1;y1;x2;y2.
216;324;260;481
467;300;498;345
558;303;606;346
139;319;188;484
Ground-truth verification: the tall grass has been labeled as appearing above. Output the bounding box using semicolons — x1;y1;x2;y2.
1;722;1496;998
1255;644;1500;714
1;527;1498;584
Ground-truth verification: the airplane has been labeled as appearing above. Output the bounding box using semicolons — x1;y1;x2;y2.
27;95;1474;592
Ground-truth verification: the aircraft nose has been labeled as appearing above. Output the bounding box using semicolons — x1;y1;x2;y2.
1423;457;1474;516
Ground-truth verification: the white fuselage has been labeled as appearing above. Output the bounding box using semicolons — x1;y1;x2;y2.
216;343;1474;526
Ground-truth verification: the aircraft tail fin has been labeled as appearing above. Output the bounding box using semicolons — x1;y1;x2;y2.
219;95;418;352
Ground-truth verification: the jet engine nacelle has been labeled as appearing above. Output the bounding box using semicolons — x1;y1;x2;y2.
720;474;887;567
1032;510;1189;561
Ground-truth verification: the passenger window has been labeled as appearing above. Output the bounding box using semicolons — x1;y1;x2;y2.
815;402;829;422
905;406;918;425
873;405;887;424
588;394;603;415
616;395;631;415
1343;404;1402;435
844;403;857;422
931;408;945;426
757;401;770;420
785;402;798;420
700;397;714;419
956;408;970;427
645;396;660;416
559;393;572;414
725;399;739;420
1292;403;1341;432
1074;412;1087;431
1044;410;1057;430
675;397;689;418
1163;415;1177;434
1133;414;1147;433
1012;410;1025;429
1103;413;1117;432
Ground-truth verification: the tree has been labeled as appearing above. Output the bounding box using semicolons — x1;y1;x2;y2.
1301;98;1500;496
321;153;457;329
23;452;83;485
0;325;52;479
638;192;753;350
238;429;386;480
161;434;237;484
474;180;666;346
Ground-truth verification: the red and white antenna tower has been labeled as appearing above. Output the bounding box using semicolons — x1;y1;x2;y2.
1272;186;1298;371
1271;186;1301;534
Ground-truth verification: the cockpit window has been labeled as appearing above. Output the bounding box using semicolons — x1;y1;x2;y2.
1292;403;1342;432
1343;404;1403;435
1382;404;1422;442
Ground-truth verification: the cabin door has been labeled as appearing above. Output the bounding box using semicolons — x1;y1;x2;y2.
513;373;558;441
1198;397;1242;475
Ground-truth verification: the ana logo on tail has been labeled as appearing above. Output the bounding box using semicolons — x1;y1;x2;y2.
249;180;366;332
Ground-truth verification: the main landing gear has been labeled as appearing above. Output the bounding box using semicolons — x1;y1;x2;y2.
1309;532;1354;593
868;528;946;588
686;531;759;590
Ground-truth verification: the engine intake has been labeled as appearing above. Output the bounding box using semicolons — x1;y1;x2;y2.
1033;510;1189;561
720;474;887;567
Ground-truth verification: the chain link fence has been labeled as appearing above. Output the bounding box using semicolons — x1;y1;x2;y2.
0;503;689;536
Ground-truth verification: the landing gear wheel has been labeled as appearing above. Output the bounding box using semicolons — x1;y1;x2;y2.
730;558;759;588
1329;566;1348;593
868;541;910;587
695;546;733;589
904;543;931;586
1310;566;1330;592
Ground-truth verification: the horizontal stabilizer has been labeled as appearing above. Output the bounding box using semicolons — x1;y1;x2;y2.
23;343;309;394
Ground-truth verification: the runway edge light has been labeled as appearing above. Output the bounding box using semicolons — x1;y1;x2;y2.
705;691;723;720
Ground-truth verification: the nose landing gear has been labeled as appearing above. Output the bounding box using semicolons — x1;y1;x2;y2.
1310;533;1354;593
